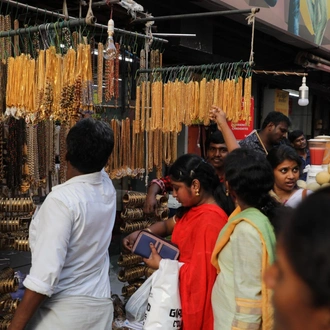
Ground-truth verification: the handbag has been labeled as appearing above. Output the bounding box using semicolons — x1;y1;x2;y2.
143;259;183;330
132;230;180;260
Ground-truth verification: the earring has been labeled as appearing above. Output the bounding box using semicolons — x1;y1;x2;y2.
195;190;200;196
225;189;229;196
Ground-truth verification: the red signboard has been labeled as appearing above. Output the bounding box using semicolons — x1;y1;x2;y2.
227;97;255;141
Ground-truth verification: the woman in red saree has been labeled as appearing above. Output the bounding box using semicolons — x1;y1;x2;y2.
123;154;228;329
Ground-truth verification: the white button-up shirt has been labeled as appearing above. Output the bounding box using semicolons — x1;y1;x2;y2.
23;170;116;298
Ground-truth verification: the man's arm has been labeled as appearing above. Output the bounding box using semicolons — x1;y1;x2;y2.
8;289;46;330
210;106;240;152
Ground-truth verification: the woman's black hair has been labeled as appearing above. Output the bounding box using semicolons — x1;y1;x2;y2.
168;153;233;217
282;186;330;307
224;148;281;230
266;144;302;170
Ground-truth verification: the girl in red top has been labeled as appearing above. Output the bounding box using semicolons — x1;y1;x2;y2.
123;154;228;329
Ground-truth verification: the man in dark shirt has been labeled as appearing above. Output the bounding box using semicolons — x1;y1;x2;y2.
288;130;311;181
239;111;291;155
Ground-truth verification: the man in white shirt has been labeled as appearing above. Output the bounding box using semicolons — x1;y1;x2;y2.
9;118;116;330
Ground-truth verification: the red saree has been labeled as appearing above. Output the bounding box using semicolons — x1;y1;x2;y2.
171;204;228;330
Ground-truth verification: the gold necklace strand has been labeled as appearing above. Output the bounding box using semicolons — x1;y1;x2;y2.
171;131;178;164
37;121;46;184
153;128;159;172
204;80;213;126
0;16;4;60
183;82;190;126
156;129;163;178
164;131;171;165
236;76;243;122
157;80;163;130
48;119;55;175
5;15;11;59
136;132;141;176
13;19;19;57
244;76;252;125
147;122;153;172
198;78;206;124
122;118;127;176
109;119;115;179
179;81;185;129
230;78;236;121
104;59;111;102
130;121;136;176
151;82;156;131
97;43;103;104
140;130;146;176
189;80;195;125
222;78;229;118
52;55;61;120
126;118;131;175
140;81;146;132
168;82;174;132
213;78;219;107
110;119;117;179
116;119;121;179
174;80;180;132
115;43;120;100
32;123;39;189
193;81;199;121
26;123;34;183
162;83;168;132
145;81;151;131
134;85;140;134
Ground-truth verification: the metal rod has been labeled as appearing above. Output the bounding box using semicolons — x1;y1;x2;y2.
152;33;196;37
306;53;330;67
136;61;250;74
1;0;168;43
95;23;168;43
0;18;87;38
252;70;308;76
131;8;260;24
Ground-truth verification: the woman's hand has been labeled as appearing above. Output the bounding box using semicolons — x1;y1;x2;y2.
122;230;140;252
143;194;158;215
209;106;227;129
143;243;162;269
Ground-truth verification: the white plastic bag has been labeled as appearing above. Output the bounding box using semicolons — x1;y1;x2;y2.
125;271;156;322
143;259;183;330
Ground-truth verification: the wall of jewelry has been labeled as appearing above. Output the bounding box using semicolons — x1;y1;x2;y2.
0;267;19;328
0;197;34;251
118;190;169;299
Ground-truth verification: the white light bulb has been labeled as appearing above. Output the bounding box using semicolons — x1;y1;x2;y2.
103;35;116;60
103;18;116;60
298;76;309;106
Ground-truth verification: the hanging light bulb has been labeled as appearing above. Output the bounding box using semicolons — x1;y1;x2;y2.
103;18;116;60
298;76;309;106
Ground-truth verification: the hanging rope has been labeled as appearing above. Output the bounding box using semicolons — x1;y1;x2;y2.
246;7;258;66
85;0;96;24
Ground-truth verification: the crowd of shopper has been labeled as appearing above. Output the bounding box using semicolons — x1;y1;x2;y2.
9;109;329;330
